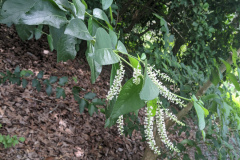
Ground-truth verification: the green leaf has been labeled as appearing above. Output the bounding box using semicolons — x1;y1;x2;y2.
180;139;195;146
47;34;54;51
20;0;68;28
58;76;68;86
18;137;25;142
110;78;145;120
15;24;35;41
231;47;238;67
53;0;72;11
81;0;88;10
37;71;44;79
147;98;158;116
201;94;219;101
110;63;119;86
14;66;20;74
91;28;119;65
20;70;33;77
52;0;72;11
88;17;100;36
79;99;87;113
72;76;78;83
64;18;93;40
49;26;65;50
35;25;43;40
86;43;102;84
88;104;96;116
109;29;117;48
46;84;52;96
92;98;105;105
57;34;78;62
228;73;240;91
72;0;85;20
117;40;128;54
128;56;141;69
84;92;96;99
102;0;113;10
22;79;28;88
32;78;41;92
0;0;37;24
93;8;110;25
140;72;159;101
210;67;220;86
193;96;205;130
56;87;66;99
49;76;58;84
219;58;231;74
141;53;146;60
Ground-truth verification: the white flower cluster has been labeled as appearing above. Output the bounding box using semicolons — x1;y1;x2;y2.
106;61;125;101
163;108;185;126
133;68;142;85
106;61;125;136
147;66;185;107
116;115;124;135
156;107;180;153
144;106;161;155
155;69;175;84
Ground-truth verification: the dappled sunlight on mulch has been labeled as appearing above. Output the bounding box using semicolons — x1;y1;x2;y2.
0;24;145;160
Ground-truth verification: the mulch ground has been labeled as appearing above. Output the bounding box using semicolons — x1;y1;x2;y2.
0;24;145;160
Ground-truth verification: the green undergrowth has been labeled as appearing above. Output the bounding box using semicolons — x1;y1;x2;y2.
0;66;105;116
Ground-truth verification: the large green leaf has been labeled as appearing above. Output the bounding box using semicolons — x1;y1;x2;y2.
65;18;93;40
228;73;240;91
20;0;68;28
93;8;110;24
91;28;119;65
86;43;102;84
15;24;35;41
49;26;65;50
102;0;113;10
140;73;159;101
117;40;128;54
72;0;85;20
88;17;100;36
193;96;205;130
109;29;117;49
109;78;145;120
0;0;37;24
57;34;78;62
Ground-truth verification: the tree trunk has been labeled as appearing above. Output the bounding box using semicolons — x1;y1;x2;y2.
142;48;240;160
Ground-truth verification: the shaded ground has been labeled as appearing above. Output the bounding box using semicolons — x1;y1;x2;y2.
0;24;145;160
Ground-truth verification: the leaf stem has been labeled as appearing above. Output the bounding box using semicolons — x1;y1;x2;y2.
175;94;191;101
85;11;109;31
117;55;133;68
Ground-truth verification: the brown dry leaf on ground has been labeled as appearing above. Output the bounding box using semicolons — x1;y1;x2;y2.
0;24;145;160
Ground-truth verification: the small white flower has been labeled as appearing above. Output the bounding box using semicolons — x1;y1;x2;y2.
133;68;142;85
156;107;180;153
163;108;185;126
117;115;124;135
144;106;161;155
106;61;125;101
